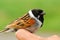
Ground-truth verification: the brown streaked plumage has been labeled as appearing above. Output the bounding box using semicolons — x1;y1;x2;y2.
0;13;36;33
0;9;45;33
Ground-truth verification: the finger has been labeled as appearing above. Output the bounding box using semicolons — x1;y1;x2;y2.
16;29;44;40
46;35;60;40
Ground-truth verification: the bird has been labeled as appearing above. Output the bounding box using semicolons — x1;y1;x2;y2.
0;9;45;33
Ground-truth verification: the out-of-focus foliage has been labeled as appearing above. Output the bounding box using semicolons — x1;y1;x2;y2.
0;0;60;33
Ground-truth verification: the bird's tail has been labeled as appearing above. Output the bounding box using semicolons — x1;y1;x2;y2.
0;28;10;33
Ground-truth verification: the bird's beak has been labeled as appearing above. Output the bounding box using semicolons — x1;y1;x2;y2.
41;11;46;15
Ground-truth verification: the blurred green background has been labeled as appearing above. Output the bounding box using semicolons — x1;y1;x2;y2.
0;0;60;34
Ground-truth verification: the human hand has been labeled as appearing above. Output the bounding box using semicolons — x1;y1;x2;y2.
16;29;60;40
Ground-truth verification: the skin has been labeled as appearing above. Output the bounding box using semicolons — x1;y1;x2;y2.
16;29;60;40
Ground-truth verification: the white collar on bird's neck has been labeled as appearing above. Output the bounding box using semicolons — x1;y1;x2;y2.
28;10;42;26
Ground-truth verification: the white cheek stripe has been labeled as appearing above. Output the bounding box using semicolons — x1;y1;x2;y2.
28;10;42;27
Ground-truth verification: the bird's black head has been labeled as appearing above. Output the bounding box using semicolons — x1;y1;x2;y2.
31;9;45;23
